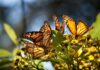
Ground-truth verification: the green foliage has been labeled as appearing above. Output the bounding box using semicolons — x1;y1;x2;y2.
0;49;12;69
52;30;65;51
0;57;12;69
89;13;100;40
0;22;19;69
0;49;11;57
3;23;18;46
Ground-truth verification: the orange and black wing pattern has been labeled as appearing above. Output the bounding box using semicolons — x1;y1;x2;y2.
23;21;52;54
25;42;44;58
23;21;52;55
25;42;36;54
40;21;51;34
23;21;52;46
23;31;43;43
63;15;77;35
53;15;60;31
53;15;65;33
77;20;88;35
40;21;52;47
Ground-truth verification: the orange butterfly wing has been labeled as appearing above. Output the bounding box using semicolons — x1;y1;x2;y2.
53;15;65;33
53;15;60;31
24;21;52;55
40;21;52;53
25;43;44;58
77;20;88;35
23;32;43;42
23;21;52;49
40;21;51;34
63;15;77;35
25;42;35;54
40;21;51;46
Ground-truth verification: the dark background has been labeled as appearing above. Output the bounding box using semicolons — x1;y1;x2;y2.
0;0;100;50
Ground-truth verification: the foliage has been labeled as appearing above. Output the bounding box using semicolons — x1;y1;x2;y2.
0;49;11;57
0;49;12;70
89;13;100;40
4;23;18;45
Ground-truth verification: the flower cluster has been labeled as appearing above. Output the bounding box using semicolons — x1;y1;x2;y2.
13;31;100;70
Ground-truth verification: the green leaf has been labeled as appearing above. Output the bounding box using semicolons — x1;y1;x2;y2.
0;58;12;69
0;49;12;69
32;60;43;69
0;49;11;57
3;23;18;45
52;30;65;46
89;13;100;40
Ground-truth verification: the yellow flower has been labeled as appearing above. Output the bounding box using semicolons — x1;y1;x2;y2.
88;55;94;61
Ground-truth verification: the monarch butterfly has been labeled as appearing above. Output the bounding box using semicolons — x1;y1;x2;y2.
53;15;65;33
23;21;51;46
63;15;88;36
23;21;52;56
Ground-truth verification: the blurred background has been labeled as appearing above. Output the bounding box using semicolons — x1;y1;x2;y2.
0;0;100;51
